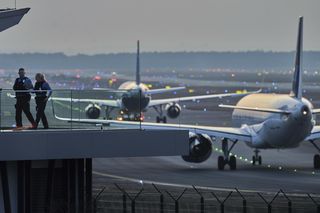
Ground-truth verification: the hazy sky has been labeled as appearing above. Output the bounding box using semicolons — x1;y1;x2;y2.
0;0;319;54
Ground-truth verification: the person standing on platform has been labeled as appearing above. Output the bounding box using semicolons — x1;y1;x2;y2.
34;73;52;129
13;68;36;129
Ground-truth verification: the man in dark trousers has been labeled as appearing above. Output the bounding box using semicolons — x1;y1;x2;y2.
34;73;52;129
13;68;36;129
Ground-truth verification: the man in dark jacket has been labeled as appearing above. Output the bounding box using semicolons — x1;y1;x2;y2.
13;68;36;128
34;73;52;129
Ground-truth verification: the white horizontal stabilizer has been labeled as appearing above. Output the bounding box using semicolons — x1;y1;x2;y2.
219;104;292;114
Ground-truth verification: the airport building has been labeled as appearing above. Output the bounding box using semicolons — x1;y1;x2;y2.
0;128;188;212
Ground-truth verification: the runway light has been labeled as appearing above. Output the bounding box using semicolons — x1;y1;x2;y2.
234;155;237;158
239;156;243;160
244;158;248;162
215;148;218;151
278;166;282;170
267;165;271;168
250;161;253;164
294;169;297;172
312;171;315;175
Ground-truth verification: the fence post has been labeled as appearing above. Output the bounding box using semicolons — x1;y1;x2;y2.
130;189;143;213
122;194;126;213
114;184;127;213
211;191;233;213
93;186;106;213
115;183;143;213
0;88;2;129
235;188;247;213
166;188;187;213
279;189;292;213
70;89;73;129
257;191;280;213
152;184;164;213
307;193;320;213
193;186;204;213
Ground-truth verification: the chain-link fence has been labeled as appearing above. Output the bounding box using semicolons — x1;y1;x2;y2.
93;183;320;213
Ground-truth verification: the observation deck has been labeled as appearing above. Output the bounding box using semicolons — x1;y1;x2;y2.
0;89;188;213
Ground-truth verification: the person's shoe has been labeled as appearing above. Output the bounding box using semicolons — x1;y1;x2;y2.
30;123;37;129
13;125;24;130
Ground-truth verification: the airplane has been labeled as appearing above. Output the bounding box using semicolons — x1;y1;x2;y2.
55;17;320;170
0;7;30;32
49;41;258;123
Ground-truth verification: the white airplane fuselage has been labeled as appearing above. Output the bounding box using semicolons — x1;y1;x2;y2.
232;94;314;149
118;81;151;112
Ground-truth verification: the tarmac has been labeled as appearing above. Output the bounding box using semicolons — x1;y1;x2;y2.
93;108;320;194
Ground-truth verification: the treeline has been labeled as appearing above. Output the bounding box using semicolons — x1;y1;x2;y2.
0;51;319;70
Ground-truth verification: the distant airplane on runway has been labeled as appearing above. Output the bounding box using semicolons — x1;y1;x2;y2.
56;17;320;170
51;41;257;123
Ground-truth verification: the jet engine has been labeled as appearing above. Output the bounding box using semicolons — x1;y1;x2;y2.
85;104;101;119
165;103;181;119
182;133;212;163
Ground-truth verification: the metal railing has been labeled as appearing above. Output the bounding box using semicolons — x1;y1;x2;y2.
0;88;143;131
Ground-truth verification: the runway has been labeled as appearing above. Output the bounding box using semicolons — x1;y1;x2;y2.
93;109;320;194
2;73;319;194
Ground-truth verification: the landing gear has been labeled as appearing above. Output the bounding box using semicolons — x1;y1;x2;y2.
218;156;224;170
154;105;167;123
104;106;114;120
156;116;167;123
314;154;320;169
118;110;144;121
217;138;238;170
252;149;262;165
310;140;320;169
229;155;237;170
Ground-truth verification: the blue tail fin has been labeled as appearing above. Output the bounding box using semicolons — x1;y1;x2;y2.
136;40;140;85
291;16;303;99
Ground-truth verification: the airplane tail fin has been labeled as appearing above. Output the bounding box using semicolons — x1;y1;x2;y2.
291;16;303;99
136;40;141;85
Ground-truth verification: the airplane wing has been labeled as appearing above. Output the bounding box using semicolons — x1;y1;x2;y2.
93;88;127;93
148;89;261;107
145;87;186;95
306;126;320;141
54;115;252;142
7;93;121;108
51;97;120;108
312;109;320;114
0;8;30;32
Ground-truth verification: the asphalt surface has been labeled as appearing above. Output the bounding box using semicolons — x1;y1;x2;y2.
93;109;320;194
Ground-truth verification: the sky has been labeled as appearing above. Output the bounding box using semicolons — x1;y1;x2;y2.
0;0;320;54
